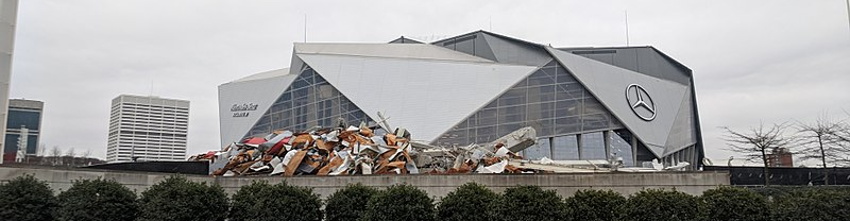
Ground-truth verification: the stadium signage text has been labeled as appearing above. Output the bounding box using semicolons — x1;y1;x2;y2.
231;103;259;118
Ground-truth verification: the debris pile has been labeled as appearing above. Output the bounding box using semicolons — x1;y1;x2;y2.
191;121;540;176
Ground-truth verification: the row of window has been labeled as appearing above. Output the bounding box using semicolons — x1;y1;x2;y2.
118;115;189;122
117;103;189;110
114;127;188;134
521;131;636;166
434;61;623;146
247;67;376;136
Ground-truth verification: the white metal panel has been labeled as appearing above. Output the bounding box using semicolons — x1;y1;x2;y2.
294;43;494;63
297;54;536;142
547;48;688;157
218;68;297;147
230;68;290;83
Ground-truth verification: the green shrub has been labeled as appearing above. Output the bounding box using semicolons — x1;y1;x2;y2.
624;188;699;221
771;188;850;221
564;189;626;221
700;186;768;221
360;184;435;221
56;178;138;221
229;180;322;221
499;185;566;221
0;174;58;221
325;183;379;221
437;182;500;221
138;175;229;221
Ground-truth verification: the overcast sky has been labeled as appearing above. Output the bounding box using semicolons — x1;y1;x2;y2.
9;1;850;165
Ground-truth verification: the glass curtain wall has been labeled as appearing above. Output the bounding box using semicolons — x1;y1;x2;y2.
434;60;625;161
245;66;376;137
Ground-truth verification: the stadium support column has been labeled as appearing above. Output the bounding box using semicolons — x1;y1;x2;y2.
603;130;611;161
631;136;638;166
576;134;583;159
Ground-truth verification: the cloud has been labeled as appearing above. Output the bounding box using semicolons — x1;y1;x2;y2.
9;0;849;166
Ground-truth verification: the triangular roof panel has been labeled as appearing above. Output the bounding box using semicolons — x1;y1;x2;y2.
547;47;689;157
218;68;298;146
297;53;537;141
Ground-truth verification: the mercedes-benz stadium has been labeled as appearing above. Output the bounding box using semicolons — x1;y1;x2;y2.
218;30;703;169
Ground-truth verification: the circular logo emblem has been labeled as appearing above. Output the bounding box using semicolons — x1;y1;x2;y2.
625;84;656;121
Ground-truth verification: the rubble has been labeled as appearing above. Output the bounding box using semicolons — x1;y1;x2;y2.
191;115;667;176
191;117;544;176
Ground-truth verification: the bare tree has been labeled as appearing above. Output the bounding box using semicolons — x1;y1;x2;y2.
723;122;795;186
50;146;61;165
65;147;75;157
836;110;850;150
50;146;61;157
82;149;91;158
797;116;846;163
798;116;847;185
37;143;46;156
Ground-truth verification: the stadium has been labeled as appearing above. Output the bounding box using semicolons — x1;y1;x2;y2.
218;30;703;170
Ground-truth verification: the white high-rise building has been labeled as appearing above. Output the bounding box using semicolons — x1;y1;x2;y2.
107;95;189;162
0;0;19;164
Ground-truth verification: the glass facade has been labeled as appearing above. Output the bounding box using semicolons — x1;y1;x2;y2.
246;66;376;137
433;60;626;160
3;134;37;155
4;109;41;155
6;110;39;130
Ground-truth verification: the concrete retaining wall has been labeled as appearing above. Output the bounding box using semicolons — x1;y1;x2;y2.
0;166;729;199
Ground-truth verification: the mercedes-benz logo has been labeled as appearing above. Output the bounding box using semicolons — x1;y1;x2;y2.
625;84;656;121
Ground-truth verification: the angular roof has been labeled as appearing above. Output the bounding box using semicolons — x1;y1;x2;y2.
547;47;693;157
294;43;493;63
224;30;699;158
227;68;291;84
295;51;537;142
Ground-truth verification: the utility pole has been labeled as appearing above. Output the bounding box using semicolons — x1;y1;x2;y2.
625;10;630;46
846;0;850;38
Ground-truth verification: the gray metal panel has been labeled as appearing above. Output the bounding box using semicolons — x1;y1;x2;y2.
218;68;298;146
612;48;639;73
663;84;697;155
547;47;689;158
294;43;492;63
562;47;691;86
481;32;551;66
641;48;691;85
433;32;498;62
579;53;615;66
297;53;537;142
388;36;425;44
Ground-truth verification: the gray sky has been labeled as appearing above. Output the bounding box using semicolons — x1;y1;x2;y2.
10;0;850;165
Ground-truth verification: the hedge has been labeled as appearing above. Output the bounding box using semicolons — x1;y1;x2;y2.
564;189;626;221
137;175;229;221
360;184;436;221
700;186;769;221
499;185;566;221
437;182;500;221
624;188;700;221
229;180;322;221
770;188;850;221
56;178;138;221
5;174;850;221
325;183;379;221
0;174;58;221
